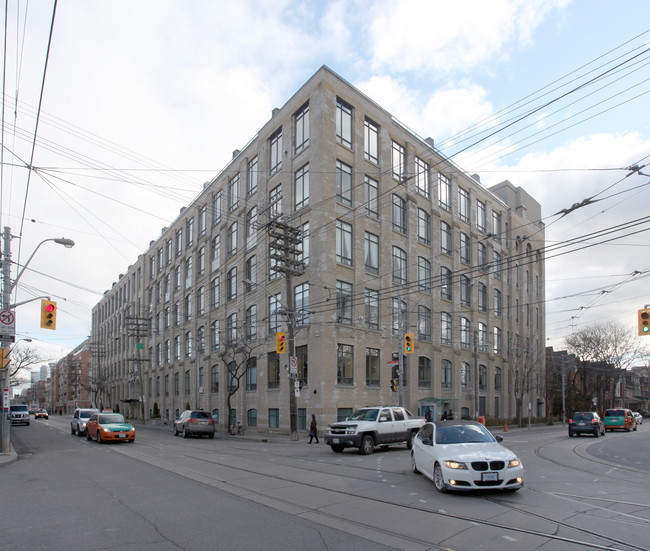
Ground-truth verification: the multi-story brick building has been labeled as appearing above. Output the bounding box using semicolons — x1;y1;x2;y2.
91;66;545;433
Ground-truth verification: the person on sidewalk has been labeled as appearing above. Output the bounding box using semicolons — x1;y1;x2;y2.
309;414;319;443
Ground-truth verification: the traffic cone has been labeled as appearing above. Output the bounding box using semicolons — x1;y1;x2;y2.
504;422;508;432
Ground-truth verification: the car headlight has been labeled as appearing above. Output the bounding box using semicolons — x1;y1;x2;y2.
101;426;112;433
508;458;521;468
346;427;357;434
444;460;467;470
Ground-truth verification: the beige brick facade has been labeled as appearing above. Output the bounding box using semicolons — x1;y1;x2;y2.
91;66;545;433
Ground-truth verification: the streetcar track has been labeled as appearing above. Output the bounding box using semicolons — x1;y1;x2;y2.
127;432;649;551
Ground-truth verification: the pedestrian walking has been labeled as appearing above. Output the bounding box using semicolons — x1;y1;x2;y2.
309;414;319;443
424;407;432;422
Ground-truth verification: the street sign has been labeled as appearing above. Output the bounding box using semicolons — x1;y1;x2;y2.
294;380;300;398
0;310;15;334
290;356;298;375
0;335;15;344
1;348;10;369
2;388;8;412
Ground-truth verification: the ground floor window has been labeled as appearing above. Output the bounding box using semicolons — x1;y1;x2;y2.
269;408;279;428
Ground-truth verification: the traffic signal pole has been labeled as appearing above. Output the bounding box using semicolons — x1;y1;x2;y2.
1;228;13;453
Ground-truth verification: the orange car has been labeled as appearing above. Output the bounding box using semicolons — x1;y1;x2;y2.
603;408;637;432
85;412;135;443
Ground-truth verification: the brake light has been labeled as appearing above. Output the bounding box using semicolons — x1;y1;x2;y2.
568;419;573;424
591;419;598;424
187;419;195;423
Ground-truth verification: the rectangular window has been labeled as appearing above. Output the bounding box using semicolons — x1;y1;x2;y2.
364;175;379;218
417;257;431;292
364;118;379;163
246;358;257;391
336;98;352;147
212;190;222;226
245;207;257;250
227;221;238;257
392;194;407;233
245;255;257;292
337;344;353;384
438;173;451;210
364;232;379;274
418;305;432;341
492;211;502;241
198;206;207;236
270;128;282;175
391;141;405;180
186;218;194;247
441;221;452;254
245;305;257;341
229;174;240;211
460;317;470;349
478;282;487;312
418;357;431;388
460;232;471;264
267;353;280;389
269;184;282;218
476;200;486;232
392;246;407;285
268;293;282;333
336;220;353;266
458;188;470;222
211;320;220;351
211;235;221;272
494;289;502;316
269;408;279;428
294;164;309;210
417;208;431;245
226;266;237;301
365;288;379;330
247;156;258;196
441;312;452;345
441;266;452;300
294;102;309;154
415;157;429;197
336;160;352;206
294;282;309;326
441;360;452;389
211;276;220;309
366;348;380;386
211;364;219;393
336;280;353;324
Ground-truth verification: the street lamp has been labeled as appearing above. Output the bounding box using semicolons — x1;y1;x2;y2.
1;227;75;454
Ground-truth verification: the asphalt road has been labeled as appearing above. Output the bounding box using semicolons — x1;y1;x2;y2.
3;417;650;551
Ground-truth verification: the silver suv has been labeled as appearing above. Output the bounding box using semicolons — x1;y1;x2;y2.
10;404;30;426
71;407;99;436
173;410;215;438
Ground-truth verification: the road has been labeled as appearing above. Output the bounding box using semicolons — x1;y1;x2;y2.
2;417;650;551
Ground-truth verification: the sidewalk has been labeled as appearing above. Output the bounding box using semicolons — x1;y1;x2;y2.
0;444;17;466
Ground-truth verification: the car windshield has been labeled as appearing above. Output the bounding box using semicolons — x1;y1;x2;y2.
10;405;28;412
435;424;495;444
190;412;211;419
605;410;624;417
99;414;126;424
348;409;379;422
572;412;594;421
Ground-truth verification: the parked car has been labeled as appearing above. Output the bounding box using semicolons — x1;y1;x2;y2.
568;411;605;437
34;408;49;419
10;404;30;426
86;412;135;443
603;408;636;432
173;410;215;438
70;407;99;436
411;421;524;493
633;412;643;425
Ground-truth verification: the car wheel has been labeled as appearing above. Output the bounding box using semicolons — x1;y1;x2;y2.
594;429;599;438
182;427;189;438
433;463;447;493
96;431;102;444
330;444;344;453
411;452;420;474
71;426;76;435
208;433;214;439
86;430;92;441
633;425;637;431
359;435;374;455
568;432;575;438
77;428;84;437
406;431;415;450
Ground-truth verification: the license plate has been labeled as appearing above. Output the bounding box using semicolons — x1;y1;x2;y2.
199;421;207;425
117;434;127;438
333;438;339;444
482;472;498;482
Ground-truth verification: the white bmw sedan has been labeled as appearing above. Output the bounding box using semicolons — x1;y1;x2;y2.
411;421;524;493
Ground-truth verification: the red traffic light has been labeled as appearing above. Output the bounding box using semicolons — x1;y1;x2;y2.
45;303;55;313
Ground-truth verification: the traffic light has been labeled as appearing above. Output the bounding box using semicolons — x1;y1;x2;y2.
638;308;650;336
276;332;286;353
390;379;398;392
40;299;57;330
404;333;414;354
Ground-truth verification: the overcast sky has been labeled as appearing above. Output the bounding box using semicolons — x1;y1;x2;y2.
2;0;649;371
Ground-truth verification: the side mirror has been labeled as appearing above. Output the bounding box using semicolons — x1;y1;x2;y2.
495;434;504;443
422;437;432;446
379;416;389;422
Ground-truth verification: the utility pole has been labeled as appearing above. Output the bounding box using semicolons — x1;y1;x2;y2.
126;315;150;422
1;228;13;453
397;285;404;407
268;218;304;441
473;329;479;420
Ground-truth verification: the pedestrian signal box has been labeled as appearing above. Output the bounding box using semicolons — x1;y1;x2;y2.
40;300;57;330
639;308;650;336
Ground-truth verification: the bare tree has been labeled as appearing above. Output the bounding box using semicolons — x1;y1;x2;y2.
565;321;648;409
218;339;259;433
8;346;43;388
511;347;545;427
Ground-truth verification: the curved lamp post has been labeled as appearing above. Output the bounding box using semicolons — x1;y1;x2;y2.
10;237;75;294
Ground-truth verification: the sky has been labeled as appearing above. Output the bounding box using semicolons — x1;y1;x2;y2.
2;0;650;379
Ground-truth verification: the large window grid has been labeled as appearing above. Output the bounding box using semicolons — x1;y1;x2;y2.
294;102;309;154
294;164;309;210
415;157;429;197
366;348;380;386
336;220;353;266
392;194;407;233
365;289;379;330
336;160;352;206
336;280;353;324
364;118;379;163
270;129;282;175
391;141;405;180
365;176;379;218
337;344;353;384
